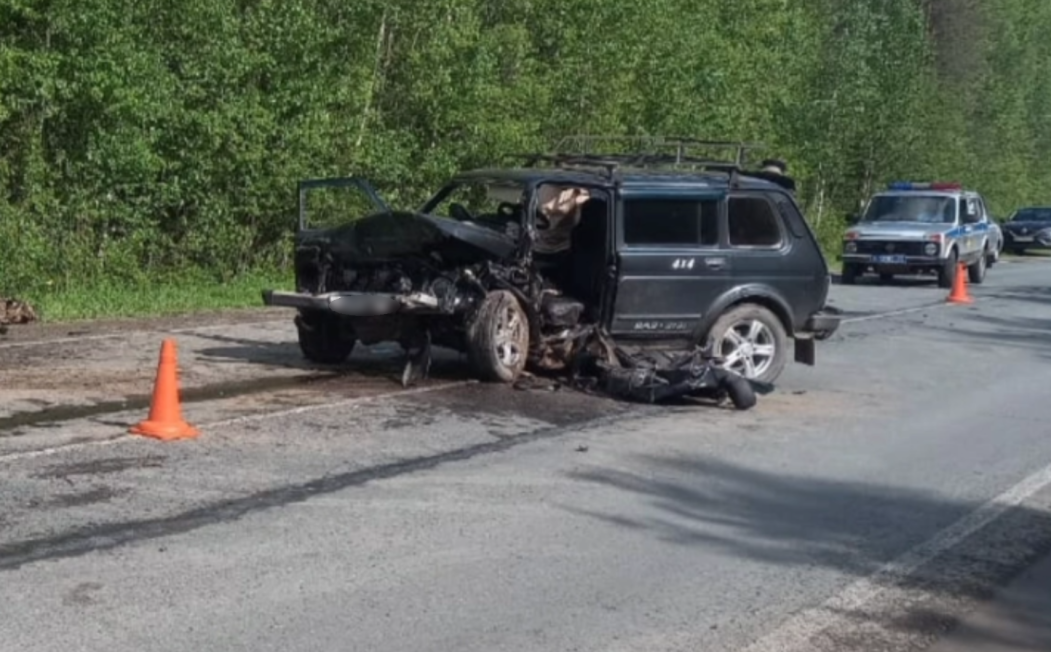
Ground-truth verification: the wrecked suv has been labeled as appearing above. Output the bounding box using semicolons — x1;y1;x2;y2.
261;137;840;396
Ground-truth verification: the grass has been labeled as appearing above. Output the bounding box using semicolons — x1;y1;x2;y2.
24;268;294;323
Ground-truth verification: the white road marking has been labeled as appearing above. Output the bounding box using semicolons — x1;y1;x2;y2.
0;381;474;464
737;460;1051;652
0;319;290;350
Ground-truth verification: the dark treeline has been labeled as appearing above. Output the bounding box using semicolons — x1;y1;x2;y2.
2;0;1049;295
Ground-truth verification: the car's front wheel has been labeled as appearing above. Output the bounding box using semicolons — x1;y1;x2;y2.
840;263;860;285
705;303;788;384
938;249;958;289
466;290;530;383
295;310;356;364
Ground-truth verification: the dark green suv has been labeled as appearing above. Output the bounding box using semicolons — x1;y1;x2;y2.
262;136;840;388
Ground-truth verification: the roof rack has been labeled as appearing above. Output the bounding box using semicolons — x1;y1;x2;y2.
554;135;764;166
510;135;767;181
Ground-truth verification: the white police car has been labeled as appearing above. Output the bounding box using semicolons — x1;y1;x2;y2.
840;181;1002;288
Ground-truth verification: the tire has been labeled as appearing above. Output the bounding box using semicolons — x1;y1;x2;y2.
723;373;757;410
987;240;1001;266
705;303;788;384
937;248;958;289
878;272;894;284
295;311;355;364
466;290;530;383
840;263;859;285
968;245;988;284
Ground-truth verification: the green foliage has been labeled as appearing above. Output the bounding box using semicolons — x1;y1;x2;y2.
2;0;1049;310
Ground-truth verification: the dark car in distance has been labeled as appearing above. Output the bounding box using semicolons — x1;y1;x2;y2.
1002;206;1051;255
261;136;841;387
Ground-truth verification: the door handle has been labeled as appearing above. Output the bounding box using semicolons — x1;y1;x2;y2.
704;258;727;269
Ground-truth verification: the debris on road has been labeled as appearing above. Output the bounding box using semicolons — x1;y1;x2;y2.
0;297;37;333
567;327;764;410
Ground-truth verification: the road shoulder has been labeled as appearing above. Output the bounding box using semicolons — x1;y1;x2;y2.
926;551;1051;651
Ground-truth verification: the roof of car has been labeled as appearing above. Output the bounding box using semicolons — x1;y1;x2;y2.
452;166;790;193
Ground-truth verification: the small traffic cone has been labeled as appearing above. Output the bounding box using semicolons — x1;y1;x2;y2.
129;339;200;441
946;261;973;304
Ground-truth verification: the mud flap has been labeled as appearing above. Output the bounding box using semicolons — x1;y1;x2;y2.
794;336;816;366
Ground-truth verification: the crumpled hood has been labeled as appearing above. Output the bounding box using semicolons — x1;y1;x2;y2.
296;210;518;266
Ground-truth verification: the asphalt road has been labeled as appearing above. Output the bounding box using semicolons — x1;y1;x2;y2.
3;259;1051;652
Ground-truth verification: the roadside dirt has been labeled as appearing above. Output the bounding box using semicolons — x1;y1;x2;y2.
0;306;285;345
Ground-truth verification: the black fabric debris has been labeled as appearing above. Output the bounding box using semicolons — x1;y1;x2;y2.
559;327;766;410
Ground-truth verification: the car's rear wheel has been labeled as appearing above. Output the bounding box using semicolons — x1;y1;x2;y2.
295;310;356;364
466;290;530;383
705;303;788;384
987;239;1001;266
968;245;988;284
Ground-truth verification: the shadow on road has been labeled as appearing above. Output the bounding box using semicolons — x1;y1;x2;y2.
562;455;1051;651
191;331;478;384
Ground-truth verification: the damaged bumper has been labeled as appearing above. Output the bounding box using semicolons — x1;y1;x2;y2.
262;289;445;317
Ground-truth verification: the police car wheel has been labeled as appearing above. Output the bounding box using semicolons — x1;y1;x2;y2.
968;248;987;285
840;263;859;285
938;250;957;289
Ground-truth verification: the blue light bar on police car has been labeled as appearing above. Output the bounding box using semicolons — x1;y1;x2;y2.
887;181;963;191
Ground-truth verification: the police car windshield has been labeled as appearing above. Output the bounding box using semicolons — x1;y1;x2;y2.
860;195;956;224
1010;208;1051;222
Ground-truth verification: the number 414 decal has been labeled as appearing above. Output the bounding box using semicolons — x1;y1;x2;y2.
671;258;696;269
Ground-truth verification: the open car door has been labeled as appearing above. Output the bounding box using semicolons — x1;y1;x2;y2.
297;177;390;232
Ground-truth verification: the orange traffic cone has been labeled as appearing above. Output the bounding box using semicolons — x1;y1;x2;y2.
129;339;200;441
946;261;973;304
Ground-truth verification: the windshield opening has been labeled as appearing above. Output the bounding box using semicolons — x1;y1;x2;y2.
1010;208;1051;222
422;180;525;235
299;179;388;230
861;194;957;224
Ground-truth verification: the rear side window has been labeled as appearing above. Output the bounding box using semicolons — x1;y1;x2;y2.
622;198;719;247
728;196;784;248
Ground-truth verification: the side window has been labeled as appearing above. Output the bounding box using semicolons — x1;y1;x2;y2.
622;198;719;247
728;196;784;248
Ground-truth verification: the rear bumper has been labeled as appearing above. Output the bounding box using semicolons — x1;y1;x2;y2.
793;305;842;367
804;306;842;338
262;289;443;317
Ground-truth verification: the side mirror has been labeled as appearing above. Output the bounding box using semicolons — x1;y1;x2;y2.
845;213;860;225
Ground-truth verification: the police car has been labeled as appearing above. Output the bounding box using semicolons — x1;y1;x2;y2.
840;181;1003;288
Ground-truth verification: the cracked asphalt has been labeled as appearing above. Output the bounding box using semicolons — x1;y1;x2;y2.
2;258;1051;652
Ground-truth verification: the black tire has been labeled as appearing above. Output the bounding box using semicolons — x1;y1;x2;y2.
295;311;355;364
705;303;789;384
937;249;958;289
968;245;988;284
840;263;859;285
466;290;529;383
878;272;894;284
986;240;1000;267
723;374;757;410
